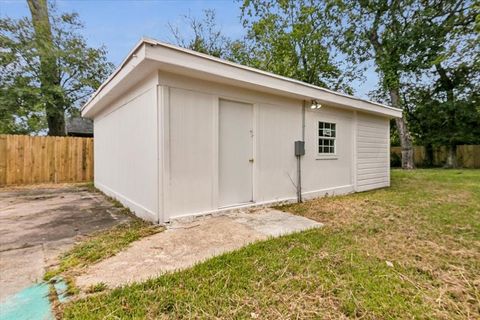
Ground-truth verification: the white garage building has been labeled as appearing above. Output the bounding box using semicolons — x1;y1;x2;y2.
82;38;402;224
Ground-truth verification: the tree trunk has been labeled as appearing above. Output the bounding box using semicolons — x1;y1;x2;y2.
45;104;66;136
424;143;434;167
435;63;457;168
27;0;66;136
367;20;414;169
389;88;415;169
445;144;458;168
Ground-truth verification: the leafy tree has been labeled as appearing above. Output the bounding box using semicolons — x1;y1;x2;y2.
169;9;234;59
406;63;480;167
406;0;479;167
0;14;46;134
170;2;359;93
408;90;480;164
238;0;357;93
338;0;424;169
27;0;64;135
340;0;479;169
168;9;256;76
0;0;114;135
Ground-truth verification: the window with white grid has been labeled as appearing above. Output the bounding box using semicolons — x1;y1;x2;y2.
318;121;336;154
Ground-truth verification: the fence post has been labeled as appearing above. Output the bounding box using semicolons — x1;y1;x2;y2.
0;135;7;186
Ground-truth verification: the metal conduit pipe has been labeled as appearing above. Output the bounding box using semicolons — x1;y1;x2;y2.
296;101;307;203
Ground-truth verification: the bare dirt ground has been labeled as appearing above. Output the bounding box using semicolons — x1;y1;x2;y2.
76;209;322;290
0;184;132;301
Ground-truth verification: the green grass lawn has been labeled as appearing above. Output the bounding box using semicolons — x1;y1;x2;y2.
61;169;480;319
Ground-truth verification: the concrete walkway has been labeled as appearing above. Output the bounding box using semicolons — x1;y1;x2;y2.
76;209;322;290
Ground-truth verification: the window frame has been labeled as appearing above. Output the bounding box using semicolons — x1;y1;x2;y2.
318;121;337;156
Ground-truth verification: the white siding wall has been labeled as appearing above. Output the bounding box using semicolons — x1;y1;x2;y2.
356;113;390;191
256;102;302;202
302;108;355;198
159;72;363;221
93;70;392;223
167;88;217;217
94;73;159;222
159;72;304;220
92;69;393;223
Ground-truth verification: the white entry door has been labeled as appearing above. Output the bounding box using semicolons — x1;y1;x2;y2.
219;99;254;207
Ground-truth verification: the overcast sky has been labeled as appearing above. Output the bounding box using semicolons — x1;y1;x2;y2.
0;0;379;98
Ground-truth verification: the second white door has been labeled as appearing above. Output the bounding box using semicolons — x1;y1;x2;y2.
219;99;254;207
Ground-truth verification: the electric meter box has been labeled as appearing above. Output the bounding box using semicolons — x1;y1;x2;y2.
294;141;305;156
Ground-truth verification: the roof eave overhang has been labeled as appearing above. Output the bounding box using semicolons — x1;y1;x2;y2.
81;39;149;118
82;39;402;119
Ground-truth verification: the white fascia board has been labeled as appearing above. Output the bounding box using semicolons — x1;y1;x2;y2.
81;40;148;118
82;38;402;119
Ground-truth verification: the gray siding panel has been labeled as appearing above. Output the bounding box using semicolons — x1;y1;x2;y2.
356;114;390;191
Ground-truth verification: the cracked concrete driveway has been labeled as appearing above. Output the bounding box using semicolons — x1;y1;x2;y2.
0;184;132;302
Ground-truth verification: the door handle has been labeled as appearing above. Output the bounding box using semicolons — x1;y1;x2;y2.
249;158;254;163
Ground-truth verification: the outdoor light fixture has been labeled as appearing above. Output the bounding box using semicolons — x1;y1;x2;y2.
310;100;322;109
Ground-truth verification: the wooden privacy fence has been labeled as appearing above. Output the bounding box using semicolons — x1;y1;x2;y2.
391;145;480;168
0;134;93;186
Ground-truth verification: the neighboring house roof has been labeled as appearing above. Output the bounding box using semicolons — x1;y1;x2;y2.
66;117;93;136
82;38;402;118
